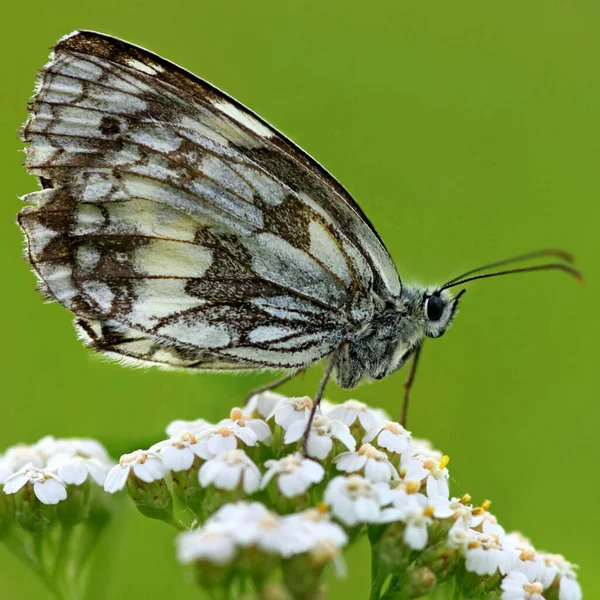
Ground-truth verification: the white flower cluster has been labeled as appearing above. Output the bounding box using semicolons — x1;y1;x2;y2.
97;392;582;599
177;501;347;568
1;436;113;504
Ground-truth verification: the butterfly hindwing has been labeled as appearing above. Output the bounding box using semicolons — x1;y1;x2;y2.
20;30;399;370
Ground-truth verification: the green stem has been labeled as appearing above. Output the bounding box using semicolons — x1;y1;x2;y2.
2;531;67;600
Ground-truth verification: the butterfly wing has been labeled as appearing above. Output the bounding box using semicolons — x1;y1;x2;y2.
20;30;400;370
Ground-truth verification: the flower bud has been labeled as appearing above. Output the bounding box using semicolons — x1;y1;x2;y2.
281;554;326;600
14;483;57;533
126;477;173;521
171;457;205;517
417;539;458;582
398;566;437;598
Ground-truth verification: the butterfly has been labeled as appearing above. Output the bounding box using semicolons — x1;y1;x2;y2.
19;31;581;442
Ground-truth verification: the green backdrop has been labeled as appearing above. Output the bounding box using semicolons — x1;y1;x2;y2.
1;0;598;597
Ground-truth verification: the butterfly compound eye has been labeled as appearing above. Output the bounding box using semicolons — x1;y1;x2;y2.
425;295;445;322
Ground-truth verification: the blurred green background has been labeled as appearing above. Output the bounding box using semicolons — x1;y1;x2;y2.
1;0;598;597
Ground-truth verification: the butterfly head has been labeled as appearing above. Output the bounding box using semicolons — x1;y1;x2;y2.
421;288;465;338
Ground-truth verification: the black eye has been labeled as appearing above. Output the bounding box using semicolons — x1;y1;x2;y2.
426;295;445;321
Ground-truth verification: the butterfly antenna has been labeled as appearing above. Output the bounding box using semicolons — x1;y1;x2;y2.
443;248;575;287
441;262;583;291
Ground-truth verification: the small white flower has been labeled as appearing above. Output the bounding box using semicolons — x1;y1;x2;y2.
205;501;284;553
104;450;166;493
177;527;237;565
363;421;411;455
451;528;519;576
538;554;581;600
195;423;259;458
150;432;204;472
261;453;324;497
280;508;348;556
326;400;384;433
268;396;315;430
559;572;582;600
402;452;450;499
37;436;111;462
285;414;356;459
324;474;388;527
220;407;272;443
334;443;399;482
199;450;261;494
501;571;545;600
505;533;544;583
46;453;110;486
2;441;48;474
165;418;211;437
397;495;434;550
3;465;67;505
244;391;286;419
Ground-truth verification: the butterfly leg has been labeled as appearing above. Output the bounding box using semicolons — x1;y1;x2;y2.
302;341;346;456
243;369;306;406
401;344;423;428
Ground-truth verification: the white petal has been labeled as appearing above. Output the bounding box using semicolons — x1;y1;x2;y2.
3;472;30;494
104;465;129;492
207;434;237;456
279;472;308;497
218;465;243;491
247;420;272;442
307;435;332;459
198;460;221;487
364;460;394;483
353;497;380;523
404;523;428;550
299;460;325;484
242;466;260;494
378;429;407;454
86;460;109;485
162;447;195;472
559;576;582;600
335;453;366;473
331;427;357;451
358;410;381;432
34;479;67;505
133;457;166;482
58;462;88;485
283;421;305;444
236;426;259;447
427;476;449;500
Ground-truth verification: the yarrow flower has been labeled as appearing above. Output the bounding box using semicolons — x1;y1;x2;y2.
268;395;313;429
501;571;545;600
219;407;272;443
334;443;399;482
104;450;166;493
285;413;356;459
363;420;411;455
402;450;450;499
326;399;385;433
165;418;212;437
244;391;286;419
194;422;259;457
150;431;204;472
199;449;261;494
4;465;67;505
261;453;325;497
324;474;389;526
46;453;109;486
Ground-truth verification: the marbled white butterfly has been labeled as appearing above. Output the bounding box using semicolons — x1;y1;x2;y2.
19;31;581;437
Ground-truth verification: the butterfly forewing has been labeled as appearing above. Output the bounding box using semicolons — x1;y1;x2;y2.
20;30;400;371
